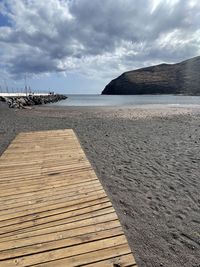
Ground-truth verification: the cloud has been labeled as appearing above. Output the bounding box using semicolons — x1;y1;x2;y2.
0;0;200;81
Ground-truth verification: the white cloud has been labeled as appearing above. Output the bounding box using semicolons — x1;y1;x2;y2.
0;0;199;82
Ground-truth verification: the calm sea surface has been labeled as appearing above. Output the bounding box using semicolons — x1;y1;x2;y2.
49;95;200;107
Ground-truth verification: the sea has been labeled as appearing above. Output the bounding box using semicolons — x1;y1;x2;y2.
48;94;200;107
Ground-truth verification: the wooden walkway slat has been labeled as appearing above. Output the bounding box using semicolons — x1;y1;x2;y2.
0;129;137;267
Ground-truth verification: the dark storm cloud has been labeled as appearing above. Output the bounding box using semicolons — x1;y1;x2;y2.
0;0;199;79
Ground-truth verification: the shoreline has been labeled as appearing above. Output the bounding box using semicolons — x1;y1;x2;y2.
0;103;200;267
42;103;200;120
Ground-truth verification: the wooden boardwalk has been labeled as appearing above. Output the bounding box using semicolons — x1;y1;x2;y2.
0;130;137;267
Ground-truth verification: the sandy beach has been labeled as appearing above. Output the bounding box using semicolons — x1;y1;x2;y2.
0;102;200;267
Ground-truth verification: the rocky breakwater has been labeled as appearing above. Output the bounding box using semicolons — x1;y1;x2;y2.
0;94;67;108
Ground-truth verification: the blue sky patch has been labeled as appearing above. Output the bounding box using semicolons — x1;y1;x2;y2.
0;12;11;27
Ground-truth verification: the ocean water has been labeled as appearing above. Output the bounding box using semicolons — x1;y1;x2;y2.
49;94;200;107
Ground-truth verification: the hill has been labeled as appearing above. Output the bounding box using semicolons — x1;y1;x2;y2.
102;56;200;95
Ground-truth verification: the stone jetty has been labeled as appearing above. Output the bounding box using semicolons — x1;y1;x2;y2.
0;94;67;108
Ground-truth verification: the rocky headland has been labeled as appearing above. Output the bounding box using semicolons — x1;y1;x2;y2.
0;94;67;108
102;56;200;95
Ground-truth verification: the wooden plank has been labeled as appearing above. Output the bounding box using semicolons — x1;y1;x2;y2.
83;254;137;267
0;192;107;225
0;202;113;236
0;173;96;198
33;244;134;267
0;130;136;266
0;220;121;250
0;227;123;260
0;169;95;185
0;179;99;206
0;176;99;193
0;180;100;208
0;195;108;229
0;212;118;243
0;179;100;199
0;236;128;266
0;187;106;217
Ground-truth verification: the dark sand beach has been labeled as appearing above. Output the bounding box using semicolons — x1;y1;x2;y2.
0;102;200;267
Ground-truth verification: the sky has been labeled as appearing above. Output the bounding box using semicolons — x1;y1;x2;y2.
0;0;200;94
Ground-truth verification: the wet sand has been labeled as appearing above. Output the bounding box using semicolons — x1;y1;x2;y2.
0;103;200;267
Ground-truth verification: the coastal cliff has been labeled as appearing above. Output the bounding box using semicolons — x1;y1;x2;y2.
0;94;67;108
102;56;200;95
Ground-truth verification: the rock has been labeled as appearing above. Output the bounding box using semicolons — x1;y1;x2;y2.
23;106;32;110
17;97;27;105
102;56;200;95
0;96;6;102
